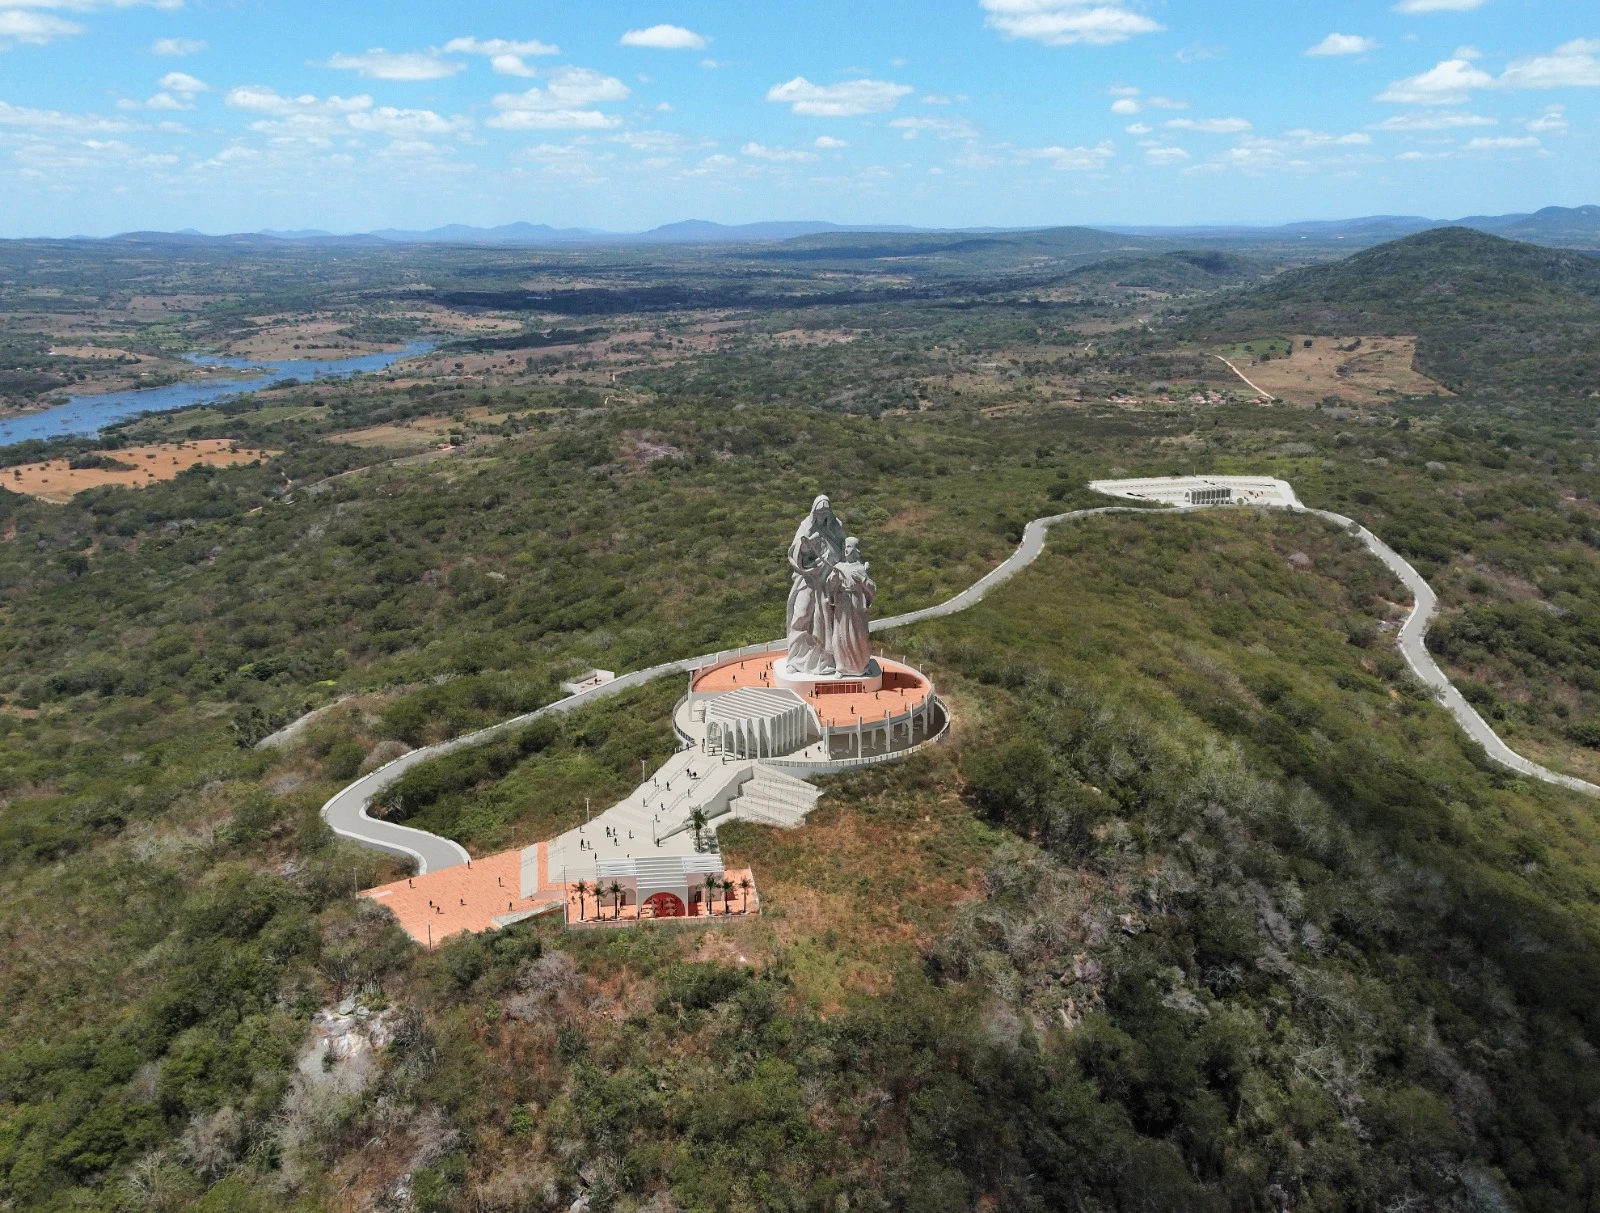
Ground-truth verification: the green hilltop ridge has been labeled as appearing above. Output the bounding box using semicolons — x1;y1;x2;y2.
1175;227;1600;398
2;226;1600;1211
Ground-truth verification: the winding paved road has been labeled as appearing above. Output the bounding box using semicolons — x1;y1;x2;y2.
322;490;1598;873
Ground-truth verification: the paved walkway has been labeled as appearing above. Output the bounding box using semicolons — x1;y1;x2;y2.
322;487;1597;876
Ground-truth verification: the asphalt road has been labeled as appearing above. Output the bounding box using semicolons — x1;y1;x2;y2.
323;489;1597;876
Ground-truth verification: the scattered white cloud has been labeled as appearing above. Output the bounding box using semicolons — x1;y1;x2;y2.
441;37;559;77
1145;145;1189;164
765;77;912;117
151;36;204;56
1174;43;1223;62
815;135;848;148
1165;116;1251;133
1465;134;1540;149
1392;0;1483;12
1499;40;1600;89
324;49;462;82
347;106;470;137
981;0;1163;46
1284;128;1372;146
922;93;964;105
1526;105;1567;133
889;116;977;139
1024;140;1116;170
225;86;374;116
620;24;708;50
741;141;818;162
0;99;131;132
0;10;82;44
487;67;630;130
1106;88;1185;115
120;69;207;110
1370;110;1494;129
160;71;206;94
1307;33;1378;57
1124;122;1151;134
1376;56;1492;104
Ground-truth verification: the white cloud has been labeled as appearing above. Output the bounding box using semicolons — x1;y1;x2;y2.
151;36;204;56
159;71;206;94
487;67;630;130
347;106;470;137
1283;128;1373;146
225;86;373;115
922;93;963;105
1307;33;1378;57
1124;122;1151;134
889;116;977;139
1526;105;1567;133
814;135;848;148
765;77;913;117
1499;40;1600;89
0;10;82;43
620;24;708;50
1392;0;1483;11
1145;145;1189;164
981;0;1163;46
1466;135;1540;149
1370;110;1495;129
0;99;130;132
324;49;462;81
741;141;818;162
1377;57;1492;103
441;37;559;77
119;70;207;110
1111;98;1140;114
1025;140;1116;170
1165;116;1251;133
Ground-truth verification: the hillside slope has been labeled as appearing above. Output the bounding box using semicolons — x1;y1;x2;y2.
1176;228;1600;398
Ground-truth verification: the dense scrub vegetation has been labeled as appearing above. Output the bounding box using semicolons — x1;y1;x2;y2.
2;230;1600;1209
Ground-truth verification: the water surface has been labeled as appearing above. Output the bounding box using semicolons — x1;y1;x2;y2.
0;341;434;448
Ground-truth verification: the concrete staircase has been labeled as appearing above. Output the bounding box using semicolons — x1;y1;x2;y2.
727;766;823;828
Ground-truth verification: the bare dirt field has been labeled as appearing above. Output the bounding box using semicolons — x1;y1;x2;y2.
328;406;511;449
5;439;278;503
1235;335;1452;406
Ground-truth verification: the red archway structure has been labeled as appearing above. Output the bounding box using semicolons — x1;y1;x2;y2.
643;892;685;919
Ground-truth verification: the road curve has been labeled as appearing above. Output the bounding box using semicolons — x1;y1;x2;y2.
322;492;1597;873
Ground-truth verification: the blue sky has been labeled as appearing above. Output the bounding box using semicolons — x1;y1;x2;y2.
0;0;1594;235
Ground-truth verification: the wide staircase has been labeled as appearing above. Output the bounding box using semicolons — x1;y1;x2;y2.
727;766;823;828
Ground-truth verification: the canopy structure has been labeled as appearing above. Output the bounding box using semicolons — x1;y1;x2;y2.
704;687;816;758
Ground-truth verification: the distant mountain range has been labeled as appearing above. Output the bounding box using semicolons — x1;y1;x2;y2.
92;205;1600;250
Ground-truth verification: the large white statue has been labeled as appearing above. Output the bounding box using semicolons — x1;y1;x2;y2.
784;496;876;677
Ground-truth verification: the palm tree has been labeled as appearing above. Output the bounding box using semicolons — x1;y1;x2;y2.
721;878;734;915
702;873;719;916
608;880;624;920
739;876;752;913
690;808;708;852
573;880;589;923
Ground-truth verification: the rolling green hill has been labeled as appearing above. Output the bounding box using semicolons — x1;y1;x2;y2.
1175;227;1600;399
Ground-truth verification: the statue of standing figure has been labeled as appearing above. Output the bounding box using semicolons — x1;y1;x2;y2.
785;495;876;677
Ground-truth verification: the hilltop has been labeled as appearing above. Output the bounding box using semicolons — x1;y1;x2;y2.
1176;227;1600;398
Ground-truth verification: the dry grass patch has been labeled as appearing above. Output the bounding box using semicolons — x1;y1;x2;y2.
1242;335;1453;406
5;439;278;503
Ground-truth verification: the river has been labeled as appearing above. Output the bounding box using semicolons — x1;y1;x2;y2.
0;341;435;448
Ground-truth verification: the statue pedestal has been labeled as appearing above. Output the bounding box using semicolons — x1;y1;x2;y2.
772;655;882;696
